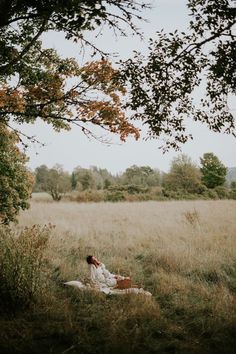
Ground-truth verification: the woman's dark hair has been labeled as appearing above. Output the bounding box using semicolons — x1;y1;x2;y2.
86;255;93;264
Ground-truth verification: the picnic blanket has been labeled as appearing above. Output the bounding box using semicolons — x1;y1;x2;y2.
64;280;152;296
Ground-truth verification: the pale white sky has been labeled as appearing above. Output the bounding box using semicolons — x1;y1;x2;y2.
22;0;235;173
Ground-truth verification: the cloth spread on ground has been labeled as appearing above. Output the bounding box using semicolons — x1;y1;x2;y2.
64;280;152;296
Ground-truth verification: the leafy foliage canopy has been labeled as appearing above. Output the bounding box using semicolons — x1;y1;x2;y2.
122;0;236;149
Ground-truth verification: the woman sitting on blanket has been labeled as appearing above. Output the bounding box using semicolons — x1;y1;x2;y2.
86;255;132;289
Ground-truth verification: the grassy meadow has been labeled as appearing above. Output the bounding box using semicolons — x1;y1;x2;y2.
1;197;236;353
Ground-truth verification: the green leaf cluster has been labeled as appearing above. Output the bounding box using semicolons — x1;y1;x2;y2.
0;123;34;224
122;0;236;149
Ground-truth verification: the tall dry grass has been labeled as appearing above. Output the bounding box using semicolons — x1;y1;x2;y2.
1;199;235;353
18;200;236;277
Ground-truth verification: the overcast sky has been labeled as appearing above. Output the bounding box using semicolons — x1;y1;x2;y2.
23;0;236;174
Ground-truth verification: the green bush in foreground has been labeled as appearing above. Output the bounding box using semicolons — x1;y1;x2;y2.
0;225;51;311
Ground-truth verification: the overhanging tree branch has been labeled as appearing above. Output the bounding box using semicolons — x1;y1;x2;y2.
167;20;236;68
0;18;48;74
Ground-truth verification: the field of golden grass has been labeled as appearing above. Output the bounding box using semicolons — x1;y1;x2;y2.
19;199;236;282
1;199;236;353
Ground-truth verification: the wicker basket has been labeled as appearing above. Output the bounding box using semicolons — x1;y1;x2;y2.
116;278;132;289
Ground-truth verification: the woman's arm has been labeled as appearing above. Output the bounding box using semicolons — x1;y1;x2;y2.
101;263;117;279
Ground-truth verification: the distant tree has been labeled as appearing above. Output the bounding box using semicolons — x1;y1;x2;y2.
80;171;95;191
163;154;202;193
72;166;116;190
146;168;161;187
0;123;34;223
90;166;105;190
47;165;71;200
71;172;77;191
94;168;115;189
34;165;49;192
226;167;236;187
230;179;236;199
122;165;160;187
200;153;227;188
73;167;95;191
104;178;112;189
34;164;71;200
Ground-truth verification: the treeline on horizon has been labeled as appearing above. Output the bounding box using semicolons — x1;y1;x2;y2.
33;153;236;202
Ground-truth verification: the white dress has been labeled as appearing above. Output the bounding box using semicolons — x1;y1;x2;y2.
89;263;117;289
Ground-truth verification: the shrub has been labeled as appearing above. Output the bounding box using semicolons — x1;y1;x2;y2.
151;186;163;196
75;190;104;202
162;189;180;199
214;186;229;199
162;189;198;200
196;184;208;194
183;209;200;227
126;184;149;194
229;189;236;200
107;184;126;192
64;190;105;202
105;191;125;202
202;189;218;199
0;224;51;311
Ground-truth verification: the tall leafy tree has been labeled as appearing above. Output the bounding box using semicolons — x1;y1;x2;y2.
0;123;34;223
0;1;147;220
0;1;148;144
122;0;236;149
200;152;227;188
